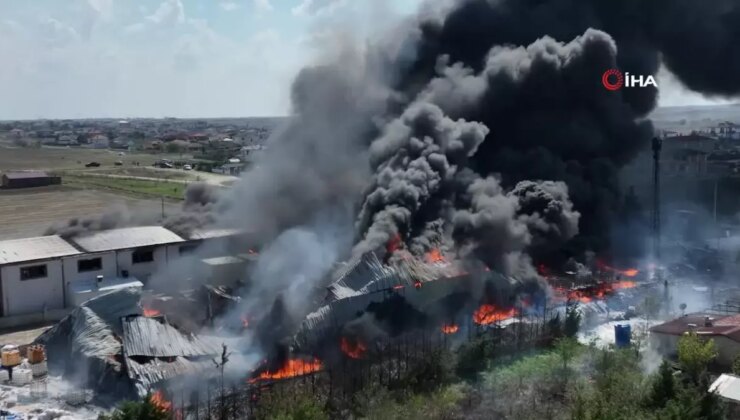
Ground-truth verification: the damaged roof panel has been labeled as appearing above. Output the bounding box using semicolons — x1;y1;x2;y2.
122;316;221;358
126;356;217;396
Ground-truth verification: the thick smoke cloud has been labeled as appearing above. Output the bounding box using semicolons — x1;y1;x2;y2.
353;101;489;256
393;0;740;260
452;177;579;280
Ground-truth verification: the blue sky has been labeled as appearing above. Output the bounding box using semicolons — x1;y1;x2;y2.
0;0;730;120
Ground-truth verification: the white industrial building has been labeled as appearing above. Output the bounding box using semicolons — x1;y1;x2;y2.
0;226;248;328
0;236;81;318
66;226;185;281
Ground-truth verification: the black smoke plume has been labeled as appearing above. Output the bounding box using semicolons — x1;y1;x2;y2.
387;0;740;261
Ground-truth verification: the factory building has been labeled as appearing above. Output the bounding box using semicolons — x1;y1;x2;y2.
66;226;185;282
0;226;249;328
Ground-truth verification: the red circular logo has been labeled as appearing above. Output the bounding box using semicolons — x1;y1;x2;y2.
602;69;624;91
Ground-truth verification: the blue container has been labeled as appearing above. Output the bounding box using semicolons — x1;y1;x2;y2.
614;324;632;348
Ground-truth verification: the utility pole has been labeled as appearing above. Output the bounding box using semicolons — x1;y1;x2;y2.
652;137;662;263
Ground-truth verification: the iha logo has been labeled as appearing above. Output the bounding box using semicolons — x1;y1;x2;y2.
602;69;657;90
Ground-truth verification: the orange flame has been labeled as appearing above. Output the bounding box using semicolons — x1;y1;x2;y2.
441;324;459;334
249;358;323;383
143;306;161;317
393;285;404;290
241;315;250;328
620;269;639;278
557;280;638;304
151;390;172;412
425;249;446;264
386;233;402;254
340;337;367;359
473;304;517;325
614;280;637;289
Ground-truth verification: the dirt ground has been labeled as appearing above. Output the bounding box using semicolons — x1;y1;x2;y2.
0;324;52;347
0;185;180;240
0;143;176;172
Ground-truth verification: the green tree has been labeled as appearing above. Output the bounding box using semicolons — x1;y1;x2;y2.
165;142;182;154
564;300;582;338
98;394;170;420
554;337;580;371
677;332;717;382
732;354;740;376
647;360;676;409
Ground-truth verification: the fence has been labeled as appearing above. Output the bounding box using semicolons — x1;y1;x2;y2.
167;309;557;420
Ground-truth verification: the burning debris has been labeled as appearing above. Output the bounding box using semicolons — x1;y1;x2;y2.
340;337;368;360
441;323;460;334
249;358;323;383
472;304;518;326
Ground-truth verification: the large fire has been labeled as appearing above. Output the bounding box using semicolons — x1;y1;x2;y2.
151;390;172;412
249;358;323;383
473;304;517;325
425;248;446;264
441;323;459;334
340;337;367;359
558;280;638;304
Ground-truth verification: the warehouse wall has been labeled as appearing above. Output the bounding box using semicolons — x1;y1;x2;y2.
1;260;64;316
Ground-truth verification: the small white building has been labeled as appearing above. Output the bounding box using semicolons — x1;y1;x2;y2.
68;226;185;282
0;236;81;317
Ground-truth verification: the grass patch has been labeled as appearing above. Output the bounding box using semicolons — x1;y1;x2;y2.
63;174;186;200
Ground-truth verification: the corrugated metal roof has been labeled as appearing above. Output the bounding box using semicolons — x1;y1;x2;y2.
187;228;244;240
122;316;221;358
0;235;81;265
71;226;185;252
3;171;50;180
710;374;740;402
126;356;218;396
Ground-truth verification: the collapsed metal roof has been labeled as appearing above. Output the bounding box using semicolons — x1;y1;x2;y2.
294;251;516;349
327;252;467;301
71;226;185;252
0;235;81;265
122;316;220;358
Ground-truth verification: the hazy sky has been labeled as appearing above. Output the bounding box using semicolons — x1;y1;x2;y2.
0;0;733;120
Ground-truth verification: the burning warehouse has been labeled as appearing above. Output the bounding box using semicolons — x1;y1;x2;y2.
8;0;740;416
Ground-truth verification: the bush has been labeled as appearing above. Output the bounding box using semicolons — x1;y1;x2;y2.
362;385;465;420
98;394;170;420
391;348;455;394
256;389;328;420
455;337;495;379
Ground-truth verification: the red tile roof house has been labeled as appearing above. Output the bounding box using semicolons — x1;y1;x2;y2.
650;313;740;366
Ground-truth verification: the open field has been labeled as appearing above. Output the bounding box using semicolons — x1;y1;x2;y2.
0;185;180;240
0;143;182;172
62;173;188;200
